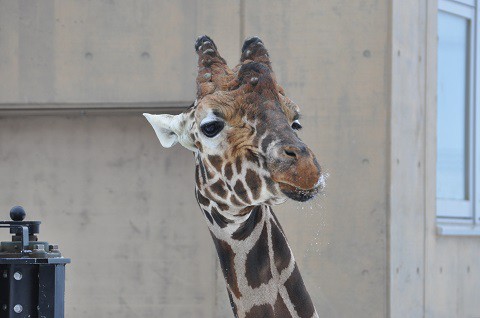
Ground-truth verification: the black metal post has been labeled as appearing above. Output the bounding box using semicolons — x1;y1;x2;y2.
0;206;70;318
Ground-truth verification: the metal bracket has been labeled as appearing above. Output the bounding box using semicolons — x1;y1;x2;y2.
0;225;30;255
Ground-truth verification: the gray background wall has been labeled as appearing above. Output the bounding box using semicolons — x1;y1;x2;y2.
0;1;478;317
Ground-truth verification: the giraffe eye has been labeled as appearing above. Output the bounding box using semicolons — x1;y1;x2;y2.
201;121;225;137
291;120;302;130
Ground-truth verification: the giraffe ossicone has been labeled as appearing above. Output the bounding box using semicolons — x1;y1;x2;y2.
145;35;323;318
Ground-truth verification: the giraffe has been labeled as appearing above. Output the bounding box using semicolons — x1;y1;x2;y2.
144;35;324;318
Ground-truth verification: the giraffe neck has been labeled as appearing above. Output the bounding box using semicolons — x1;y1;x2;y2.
198;193;318;318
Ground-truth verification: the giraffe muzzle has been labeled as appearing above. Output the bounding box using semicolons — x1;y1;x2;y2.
269;144;323;202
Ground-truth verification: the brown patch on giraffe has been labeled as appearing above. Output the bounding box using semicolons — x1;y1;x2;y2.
261;134;275;153
255;119;267;138
203;162;215;179
234;180;250;204
211;206;232;228
210;234;242;298
194;138;202;152
274;293;292;317
238;206;255;216
230;194;244;207
231;205;262;240
202;209;214;225
203;188;214;200
224;162;233;180
270;219;291;273
265;177;277;195
217;202;230;211
284;264;315;318
245;169;262;200
227;290;239;318
244;150;260;166
261;158;268;170
196;190;210;207
235;156;243;174
270;209;285;232
208;155;223;172
195;165;201;187
198;159;207;183
211;179;228;199
259;154;269;170
245;223;272;288
207;170;216;180
245;304;274;318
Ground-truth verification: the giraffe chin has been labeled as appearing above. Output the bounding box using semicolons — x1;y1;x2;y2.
278;182;320;202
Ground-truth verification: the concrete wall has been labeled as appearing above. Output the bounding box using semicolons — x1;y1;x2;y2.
389;0;427;316
0;1;478;318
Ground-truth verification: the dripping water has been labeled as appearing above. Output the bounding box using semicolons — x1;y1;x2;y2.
294;171;330;256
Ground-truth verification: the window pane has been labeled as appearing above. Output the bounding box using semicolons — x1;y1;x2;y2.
437;11;469;200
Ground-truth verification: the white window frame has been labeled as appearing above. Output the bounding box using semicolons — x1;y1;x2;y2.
436;0;480;235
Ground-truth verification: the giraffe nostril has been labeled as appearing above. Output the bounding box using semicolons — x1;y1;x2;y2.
284;149;297;158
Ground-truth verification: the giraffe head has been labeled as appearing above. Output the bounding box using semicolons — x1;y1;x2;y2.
145;36;323;213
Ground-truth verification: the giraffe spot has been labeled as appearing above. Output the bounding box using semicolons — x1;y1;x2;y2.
211;206;232;228
192;136;200;148
256;122;267;138
238;206;255;216
284;264;315;318
224;162;233;180
245;224;272;288
270;219;291;273
274;293;292;317
245;169;262;200
230;194;244;207
202;209;214;225
234;180;251;204
231;206;262;240
235;156;243;174
204;164;215;179
265;177;277;194
196;190;210;207
211;180;228;199
195;166;201;187
217;202;230;211
245;304;274;318
262;158;268;170
198;160;207;183
261;134;275;153
245;151;260;166
270;209;285;232
208;155;223;172
227;290;239;317
210;235;242;298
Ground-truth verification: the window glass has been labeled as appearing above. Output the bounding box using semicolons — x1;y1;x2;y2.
437;11;469;200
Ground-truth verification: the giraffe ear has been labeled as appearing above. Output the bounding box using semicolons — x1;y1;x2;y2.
143;113;187;148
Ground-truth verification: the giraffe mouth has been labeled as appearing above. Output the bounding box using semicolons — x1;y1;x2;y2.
278;182;321;202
